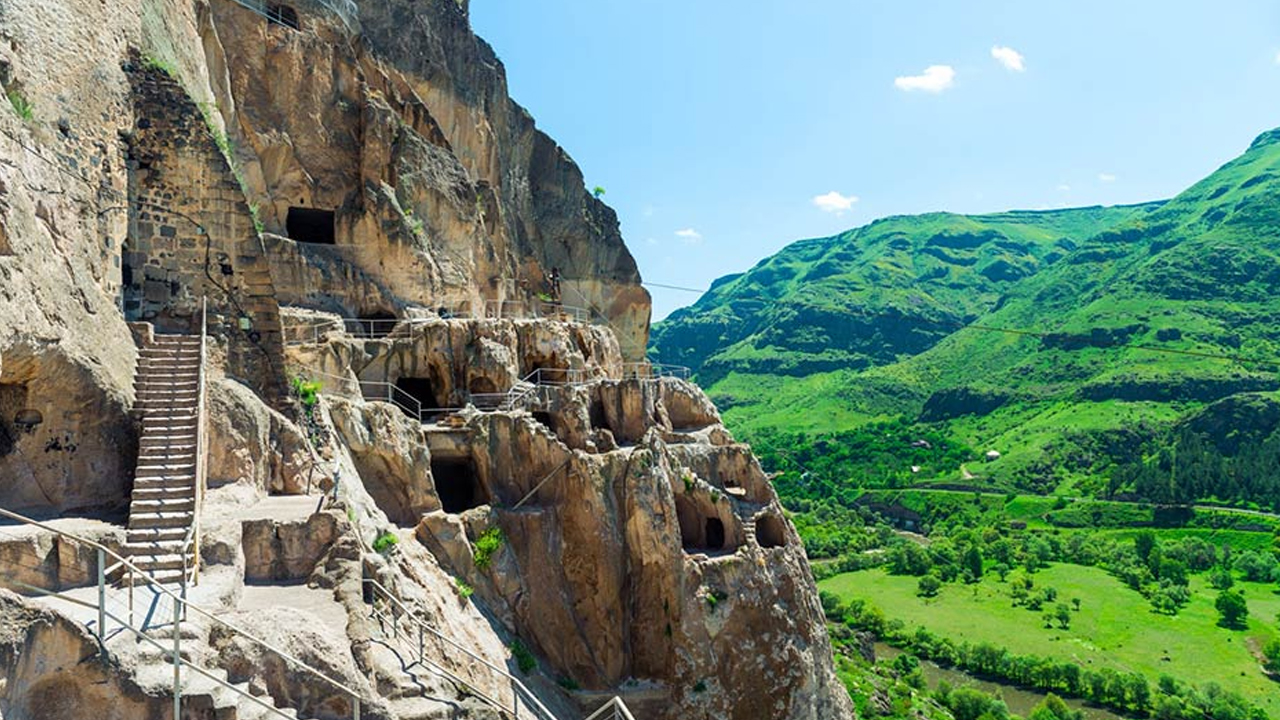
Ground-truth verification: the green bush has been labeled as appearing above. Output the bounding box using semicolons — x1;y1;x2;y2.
372;531;398;554
473;527;505;570
510;638;536;674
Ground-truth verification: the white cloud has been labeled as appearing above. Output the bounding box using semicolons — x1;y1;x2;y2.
1098;172;1118;183
1057;184;1071;192
674;228;703;244
812;191;859;215
991;45;1026;72
894;65;956;93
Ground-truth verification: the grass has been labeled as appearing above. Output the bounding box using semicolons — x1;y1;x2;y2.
7;90;33;121
372;531;399;554
820;564;1280;717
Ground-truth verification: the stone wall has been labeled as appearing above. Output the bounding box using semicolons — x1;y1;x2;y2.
123;59;288;405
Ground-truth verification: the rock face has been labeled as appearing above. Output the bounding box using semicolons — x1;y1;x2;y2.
0;0;852;717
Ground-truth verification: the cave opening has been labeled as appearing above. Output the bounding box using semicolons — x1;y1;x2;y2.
0;383;30;458
431;458;488;514
704;518;726;551
286;207;335;245
394;376;445;416
588;398;609;431
266;4;300;30
350;310;398;339
532;411;555;433
755;514;787;549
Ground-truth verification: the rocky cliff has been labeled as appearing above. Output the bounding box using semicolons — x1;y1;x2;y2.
0;0;852;717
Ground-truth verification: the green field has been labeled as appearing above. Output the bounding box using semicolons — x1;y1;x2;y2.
821;564;1280;717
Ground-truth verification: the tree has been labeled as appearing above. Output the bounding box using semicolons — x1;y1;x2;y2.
591;185;606;198
1071;597;1082;611
917;574;942;598
1134;530;1157;565
1215;589;1249;629
1263;637;1280;675
1209;566;1235;590
1029;693;1083;720
1054;603;1072;629
963;545;984;582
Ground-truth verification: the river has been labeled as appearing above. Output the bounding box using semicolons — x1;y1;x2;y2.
875;643;1128;720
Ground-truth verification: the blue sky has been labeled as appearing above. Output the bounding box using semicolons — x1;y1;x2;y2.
471;1;1280;320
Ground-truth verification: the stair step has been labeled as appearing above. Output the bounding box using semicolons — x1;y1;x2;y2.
126;552;192;571
130;497;195;513
123;538;189;554
128;510;194;529
128;526;187;543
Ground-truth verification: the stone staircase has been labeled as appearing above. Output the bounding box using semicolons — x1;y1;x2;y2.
126;333;204;585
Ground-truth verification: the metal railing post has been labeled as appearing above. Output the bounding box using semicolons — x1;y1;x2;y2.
353;697;360;720
418;623;425;666
172;596;182;719
96;548;106;640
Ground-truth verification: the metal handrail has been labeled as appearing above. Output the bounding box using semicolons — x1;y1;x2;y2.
512;460;572;510
583;698;638;720
0;506;365;719
191;297;208;587
16;586;297;719
363;578;560;720
620;362;691;381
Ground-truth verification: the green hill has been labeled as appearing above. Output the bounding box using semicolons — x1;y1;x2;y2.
652;128;1280;506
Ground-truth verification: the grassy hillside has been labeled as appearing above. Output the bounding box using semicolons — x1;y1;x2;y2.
821;566;1280;718
652;127;1280;505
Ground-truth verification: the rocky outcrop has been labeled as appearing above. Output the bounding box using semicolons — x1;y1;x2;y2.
0;0;850;717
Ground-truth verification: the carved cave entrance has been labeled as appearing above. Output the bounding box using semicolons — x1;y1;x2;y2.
755;514;787;549
352;310;398;340
286;207;335;245
704;518;726;551
394;376;446;416
431;458;489;514
266;4;300;30
0;382;30;458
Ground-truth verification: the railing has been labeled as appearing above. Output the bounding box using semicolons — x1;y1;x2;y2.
227;0;359;31
584;698;638;720
362;579;635;720
281;299;599;347
0;506;365;719
191;297;208;587
364;578;555;719
620;362;691;381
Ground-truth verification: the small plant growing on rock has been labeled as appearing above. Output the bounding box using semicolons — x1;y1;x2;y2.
681;470;696;494
141;54;177;77
557;675;580;691
7;91;33;122
373;531;399;554
510;638;537;674
591;185;606;198
455;577;474;600
472;527;505;570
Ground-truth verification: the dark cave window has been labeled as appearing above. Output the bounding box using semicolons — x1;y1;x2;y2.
394;376;444;415
755;514;787;549
348;311;398;339
0;383;30;458
431;458;488;513
532;411;555;433
266;4;300;30
704;518;726;551
286;207;335;245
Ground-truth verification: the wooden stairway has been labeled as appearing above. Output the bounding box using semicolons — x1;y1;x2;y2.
126;333;205;585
